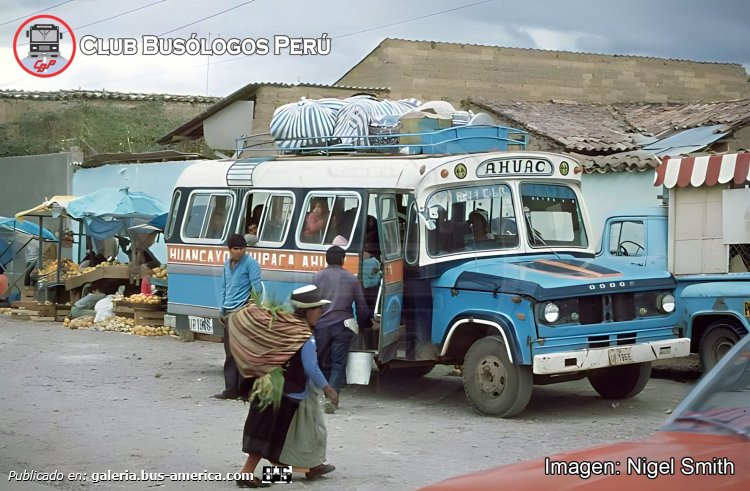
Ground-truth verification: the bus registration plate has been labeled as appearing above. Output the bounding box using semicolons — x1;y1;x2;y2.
189;316;214;334
608;346;633;366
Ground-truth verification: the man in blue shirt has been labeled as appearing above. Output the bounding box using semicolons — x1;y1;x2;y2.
313;246;370;413
214;234;262;400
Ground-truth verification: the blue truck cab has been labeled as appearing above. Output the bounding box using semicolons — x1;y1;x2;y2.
599;207;750;371
598;151;750;371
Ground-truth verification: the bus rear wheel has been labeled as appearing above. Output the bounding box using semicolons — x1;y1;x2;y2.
462;336;532;418
587;362;652;399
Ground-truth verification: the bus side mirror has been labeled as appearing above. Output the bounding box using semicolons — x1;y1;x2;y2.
60;32;63;39
26;30;29;38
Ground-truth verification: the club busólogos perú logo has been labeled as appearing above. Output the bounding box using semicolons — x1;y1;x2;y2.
13;15;76;77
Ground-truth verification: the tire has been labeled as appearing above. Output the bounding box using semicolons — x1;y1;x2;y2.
462;336;532;418
587;362;652;399
700;324;741;372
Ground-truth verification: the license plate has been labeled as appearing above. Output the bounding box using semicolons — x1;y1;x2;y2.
608;346;633;366
189;316;214;334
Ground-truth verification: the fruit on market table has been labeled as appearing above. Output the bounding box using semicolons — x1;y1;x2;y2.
123;293;162;305
152;265;168;279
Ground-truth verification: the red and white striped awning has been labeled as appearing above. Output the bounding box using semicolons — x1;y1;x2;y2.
654;152;750;188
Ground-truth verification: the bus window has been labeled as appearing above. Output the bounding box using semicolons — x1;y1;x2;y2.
258;194;294;245
325;196;360;246
520;183;588;248
182;193;233;241
426;184;517;256
380;197;401;260
300;194;360;247
240;192;270;245
205;196;232;239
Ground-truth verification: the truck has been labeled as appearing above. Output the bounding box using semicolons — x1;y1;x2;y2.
598;151;750;370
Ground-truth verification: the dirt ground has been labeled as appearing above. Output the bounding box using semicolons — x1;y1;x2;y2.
0;318;699;491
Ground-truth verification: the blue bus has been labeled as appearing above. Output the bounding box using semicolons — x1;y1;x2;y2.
164;128;689;417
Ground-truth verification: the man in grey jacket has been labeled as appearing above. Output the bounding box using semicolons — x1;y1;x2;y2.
313;246;370;413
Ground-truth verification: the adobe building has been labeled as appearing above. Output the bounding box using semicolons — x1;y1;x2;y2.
336;38;750;106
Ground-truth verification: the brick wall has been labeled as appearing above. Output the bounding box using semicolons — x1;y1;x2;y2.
337;39;750;107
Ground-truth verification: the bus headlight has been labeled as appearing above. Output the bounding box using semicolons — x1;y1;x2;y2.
657;293;675;314
543;302;560;323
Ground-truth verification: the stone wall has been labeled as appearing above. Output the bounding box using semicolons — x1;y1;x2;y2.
337;39;750;107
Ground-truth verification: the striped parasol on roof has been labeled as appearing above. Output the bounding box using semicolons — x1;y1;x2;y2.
269;98;337;149
333;96;418;146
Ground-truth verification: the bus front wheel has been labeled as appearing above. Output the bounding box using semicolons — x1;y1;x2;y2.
462;336;532;418
587;362;652;399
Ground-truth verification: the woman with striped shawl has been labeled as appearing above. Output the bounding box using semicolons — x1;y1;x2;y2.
230;285;338;488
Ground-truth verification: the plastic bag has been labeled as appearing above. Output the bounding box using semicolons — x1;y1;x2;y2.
93;295;115;323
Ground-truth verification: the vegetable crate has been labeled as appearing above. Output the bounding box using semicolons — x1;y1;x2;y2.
133;307;166;327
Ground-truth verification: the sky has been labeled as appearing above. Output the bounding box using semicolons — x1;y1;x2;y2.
0;0;748;97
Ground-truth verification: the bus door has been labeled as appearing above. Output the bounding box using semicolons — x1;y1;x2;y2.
374;194;405;361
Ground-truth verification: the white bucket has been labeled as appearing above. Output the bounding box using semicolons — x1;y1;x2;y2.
346;352;374;385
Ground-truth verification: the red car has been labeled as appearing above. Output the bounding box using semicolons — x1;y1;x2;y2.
419;335;750;491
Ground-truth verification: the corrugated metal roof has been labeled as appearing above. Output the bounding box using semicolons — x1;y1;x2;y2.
0;89;219;104
641;124;730;156
81;150;207;168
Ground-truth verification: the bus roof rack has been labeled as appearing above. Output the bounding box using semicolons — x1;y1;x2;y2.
234;125;529;158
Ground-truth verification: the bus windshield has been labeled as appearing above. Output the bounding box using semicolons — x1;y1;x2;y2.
520;183;588;248
425;184;519;256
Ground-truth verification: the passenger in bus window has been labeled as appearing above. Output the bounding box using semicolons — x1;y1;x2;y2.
302;198;329;242
244;221;259;246
467;210;494;244
206;206;228;239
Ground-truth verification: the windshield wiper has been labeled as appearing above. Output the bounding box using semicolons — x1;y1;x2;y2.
522;206;562;261
671;415;750;439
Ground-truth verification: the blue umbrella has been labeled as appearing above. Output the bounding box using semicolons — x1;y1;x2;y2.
67;187;166;220
0;216;57;241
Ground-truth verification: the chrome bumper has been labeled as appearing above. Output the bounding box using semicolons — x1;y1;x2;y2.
532;338;691;375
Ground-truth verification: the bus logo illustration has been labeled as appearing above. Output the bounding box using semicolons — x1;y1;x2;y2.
13;15;76;78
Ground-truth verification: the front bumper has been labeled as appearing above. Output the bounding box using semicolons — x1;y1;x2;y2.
532;338;690;375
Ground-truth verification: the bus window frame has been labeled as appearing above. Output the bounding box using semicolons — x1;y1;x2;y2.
519;181;589;249
179;189;235;245
404;201;419;265
254;191;296;248
423;182;520;259
164;190;181;241
295;191;362;251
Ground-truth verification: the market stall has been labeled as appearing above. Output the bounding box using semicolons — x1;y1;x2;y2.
65;187;167;304
14;196;81;304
